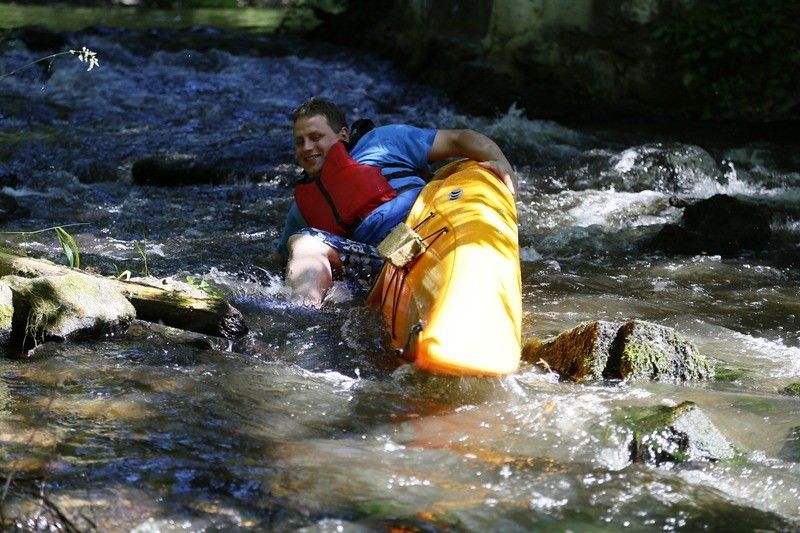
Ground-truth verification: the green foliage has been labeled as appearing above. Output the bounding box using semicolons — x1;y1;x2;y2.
0;224;85;269
134;241;149;277
54;227;80;269
656;1;800;120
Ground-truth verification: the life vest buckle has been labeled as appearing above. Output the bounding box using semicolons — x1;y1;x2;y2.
377;222;427;268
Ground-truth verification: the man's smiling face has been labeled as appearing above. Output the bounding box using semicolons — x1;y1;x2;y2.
293;114;349;177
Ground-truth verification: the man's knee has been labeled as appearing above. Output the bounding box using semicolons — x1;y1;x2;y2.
287;233;342;273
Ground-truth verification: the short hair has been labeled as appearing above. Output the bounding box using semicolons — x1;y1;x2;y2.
291;97;347;132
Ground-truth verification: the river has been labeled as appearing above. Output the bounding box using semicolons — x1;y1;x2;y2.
0;5;798;531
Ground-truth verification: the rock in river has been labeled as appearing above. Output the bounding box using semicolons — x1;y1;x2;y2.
522;319;714;382
652;194;772;256
618;401;737;465
3;273;135;354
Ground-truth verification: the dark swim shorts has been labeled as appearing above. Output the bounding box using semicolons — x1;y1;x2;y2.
292;228;385;290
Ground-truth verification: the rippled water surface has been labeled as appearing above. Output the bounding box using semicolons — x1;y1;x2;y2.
0;9;799;531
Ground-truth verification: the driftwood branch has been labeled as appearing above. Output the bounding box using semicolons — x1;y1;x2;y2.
0;249;247;339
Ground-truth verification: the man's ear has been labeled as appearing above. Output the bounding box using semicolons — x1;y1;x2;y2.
338;127;350;143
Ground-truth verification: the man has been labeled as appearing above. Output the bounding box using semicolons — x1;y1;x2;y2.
277;97;517;306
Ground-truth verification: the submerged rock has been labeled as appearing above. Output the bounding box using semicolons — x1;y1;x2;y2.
522;319;714;382
714;365;750;383
537;143;721;193
3;273;135;354
11;25;69;53
779;426;800;463
619;401;737;465
651;194;772;256
781;382;800;396
0;192;30;222
132;153;224;186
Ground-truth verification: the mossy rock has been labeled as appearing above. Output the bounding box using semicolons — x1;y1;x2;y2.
522;319;713;382
781;383;800;396
521;320;621;381
614;320;714;382
617;401;736;465
714;365;750;383
3;273;135;353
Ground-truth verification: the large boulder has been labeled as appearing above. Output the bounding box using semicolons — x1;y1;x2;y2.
3;273;136;354
618;401;736;464
652;194;772;256
522;319;714;382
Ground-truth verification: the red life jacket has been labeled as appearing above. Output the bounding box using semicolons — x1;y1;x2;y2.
294;141;397;236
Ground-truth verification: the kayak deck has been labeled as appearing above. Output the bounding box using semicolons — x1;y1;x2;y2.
367;159;522;376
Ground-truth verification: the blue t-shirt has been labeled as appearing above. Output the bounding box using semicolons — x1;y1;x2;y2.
277;124;436;256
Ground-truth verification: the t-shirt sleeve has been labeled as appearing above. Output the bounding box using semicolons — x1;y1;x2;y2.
350;124;437;170
276;200;306;258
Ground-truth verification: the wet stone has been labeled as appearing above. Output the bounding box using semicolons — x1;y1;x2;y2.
714;365;750;383
521;320;621;382
125;319;232;352
9;25;69;53
0;192;30;222
651;194;772;257
537;143;721;193
781;382;800;396
131;153;225;186
522;320;714;382
3;273;135;354
778;426;800;462
619;401;737;465
614;320;714;382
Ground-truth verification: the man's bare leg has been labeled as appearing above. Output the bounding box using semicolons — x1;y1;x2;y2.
285;233;343;307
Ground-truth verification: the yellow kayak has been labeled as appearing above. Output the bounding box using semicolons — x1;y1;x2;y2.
367;159;522;376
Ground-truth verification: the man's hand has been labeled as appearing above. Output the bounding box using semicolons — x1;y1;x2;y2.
478;159;517;197
429;129;518;197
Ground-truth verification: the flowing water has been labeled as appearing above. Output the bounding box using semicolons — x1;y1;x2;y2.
0;7;799;531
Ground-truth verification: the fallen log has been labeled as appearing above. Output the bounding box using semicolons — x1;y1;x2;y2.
0;249;247;339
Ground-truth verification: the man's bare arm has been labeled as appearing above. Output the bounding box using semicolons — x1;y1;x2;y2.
429;129;517;196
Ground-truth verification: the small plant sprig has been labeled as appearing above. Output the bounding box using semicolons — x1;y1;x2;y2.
54;226;80;269
133;240;149;277
0;46;99;81
0;223;85;268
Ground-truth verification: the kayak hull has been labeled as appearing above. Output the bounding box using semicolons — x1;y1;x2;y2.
367;159;522;376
